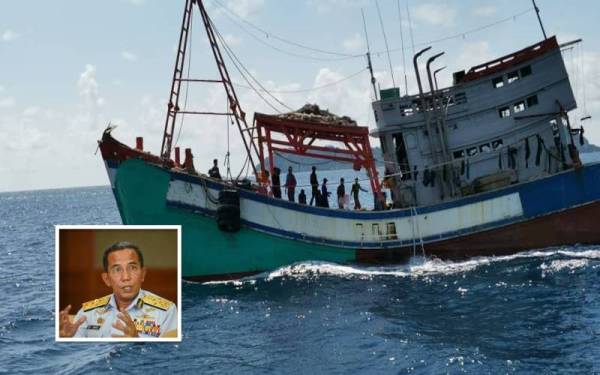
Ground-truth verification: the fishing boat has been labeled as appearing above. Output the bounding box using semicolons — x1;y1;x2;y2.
99;0;600;281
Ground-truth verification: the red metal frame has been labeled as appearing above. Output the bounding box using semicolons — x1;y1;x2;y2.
254;113;382;194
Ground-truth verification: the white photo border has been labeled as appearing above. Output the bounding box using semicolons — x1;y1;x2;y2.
55;225;182;342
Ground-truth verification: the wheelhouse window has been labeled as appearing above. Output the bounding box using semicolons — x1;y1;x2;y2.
453;150;465;159
479;143;492;153
513;100;526;113
492;139;504;150
507;71;520;84
520;65;532;77
466;147;479;157
527;95;538;107
492;76;504;88
499;106;511;118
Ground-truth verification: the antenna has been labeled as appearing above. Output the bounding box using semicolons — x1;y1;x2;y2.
532;0;547;40
361;9;378;100
397;0;408;95
375;0;396;89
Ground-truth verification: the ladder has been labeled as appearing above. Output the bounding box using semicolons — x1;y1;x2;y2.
410;206;425;257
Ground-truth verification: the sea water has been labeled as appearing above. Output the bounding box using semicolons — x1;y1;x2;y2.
2;173;600;373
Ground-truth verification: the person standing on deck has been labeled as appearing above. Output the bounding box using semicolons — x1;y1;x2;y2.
351;177;368;210
321;178;330;208
208;159;221;179
298;189;307;205
336;178;345;209
309;166;319;206
271;167;282;199
285;166;297;202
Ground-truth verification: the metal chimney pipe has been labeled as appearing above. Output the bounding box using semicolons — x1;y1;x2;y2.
412;46;432;98
426;52;445;94
433;66;446;91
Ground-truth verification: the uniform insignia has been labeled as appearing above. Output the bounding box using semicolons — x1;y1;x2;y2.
82;295;111;312
141;294;173;311
97;317;105;325
86;325;102;330
96;307;107;315
136;298;144;309
133;318;161;337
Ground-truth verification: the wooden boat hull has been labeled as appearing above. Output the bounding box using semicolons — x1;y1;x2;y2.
99;131;600;281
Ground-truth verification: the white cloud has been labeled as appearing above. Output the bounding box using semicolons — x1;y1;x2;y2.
454;41;493;73
342;33;364;53
23;106;40;116
473;5;497;17
78;64;104;108
126;0;145;5
305;68;372;127
564;51;600;145
225;0;265;18
1;30;19;42
0;97;15;108
308;0;368;14
413;3;456;27
223;34;242;47
121;50;138;62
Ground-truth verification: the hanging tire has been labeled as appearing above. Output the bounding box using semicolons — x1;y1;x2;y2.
216;203;241;232
218;189;240;206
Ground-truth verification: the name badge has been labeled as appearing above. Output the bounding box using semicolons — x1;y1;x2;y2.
86;325;102;330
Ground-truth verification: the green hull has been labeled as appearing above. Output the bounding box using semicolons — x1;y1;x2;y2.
113;159;356;281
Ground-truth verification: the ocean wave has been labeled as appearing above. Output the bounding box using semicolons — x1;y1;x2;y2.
202;247;600;285
540;259;590;277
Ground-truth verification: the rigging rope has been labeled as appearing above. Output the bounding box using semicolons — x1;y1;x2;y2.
210;0;535;64
232;67;367;94
397;0;409;96
384;7;534;55
375;0;396;88
210;0;361;60
210;20;286;113
211;18;294;113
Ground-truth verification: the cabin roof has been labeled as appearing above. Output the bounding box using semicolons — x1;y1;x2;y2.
460;36;559;83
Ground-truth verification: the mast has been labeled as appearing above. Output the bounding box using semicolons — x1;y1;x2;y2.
160;0;261;178
160;0;194;160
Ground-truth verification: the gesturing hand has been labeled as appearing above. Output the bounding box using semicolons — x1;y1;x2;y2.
111;309;139;338
59;305;86;337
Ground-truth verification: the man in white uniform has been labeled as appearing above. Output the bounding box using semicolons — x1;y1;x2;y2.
59;242;177;338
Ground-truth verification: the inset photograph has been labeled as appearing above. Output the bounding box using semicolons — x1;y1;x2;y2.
55;225;181;341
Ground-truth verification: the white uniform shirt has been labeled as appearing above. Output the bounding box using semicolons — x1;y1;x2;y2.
73;289;177;338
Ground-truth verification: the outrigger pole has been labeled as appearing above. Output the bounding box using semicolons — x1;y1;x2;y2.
160;0;261;178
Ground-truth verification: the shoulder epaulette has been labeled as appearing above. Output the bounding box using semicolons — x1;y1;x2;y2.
82;295;111;312
141;294;173;311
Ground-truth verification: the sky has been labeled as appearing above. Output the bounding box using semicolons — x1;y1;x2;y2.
2;0;600;192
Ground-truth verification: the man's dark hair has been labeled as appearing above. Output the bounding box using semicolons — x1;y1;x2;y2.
103;241;144;271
